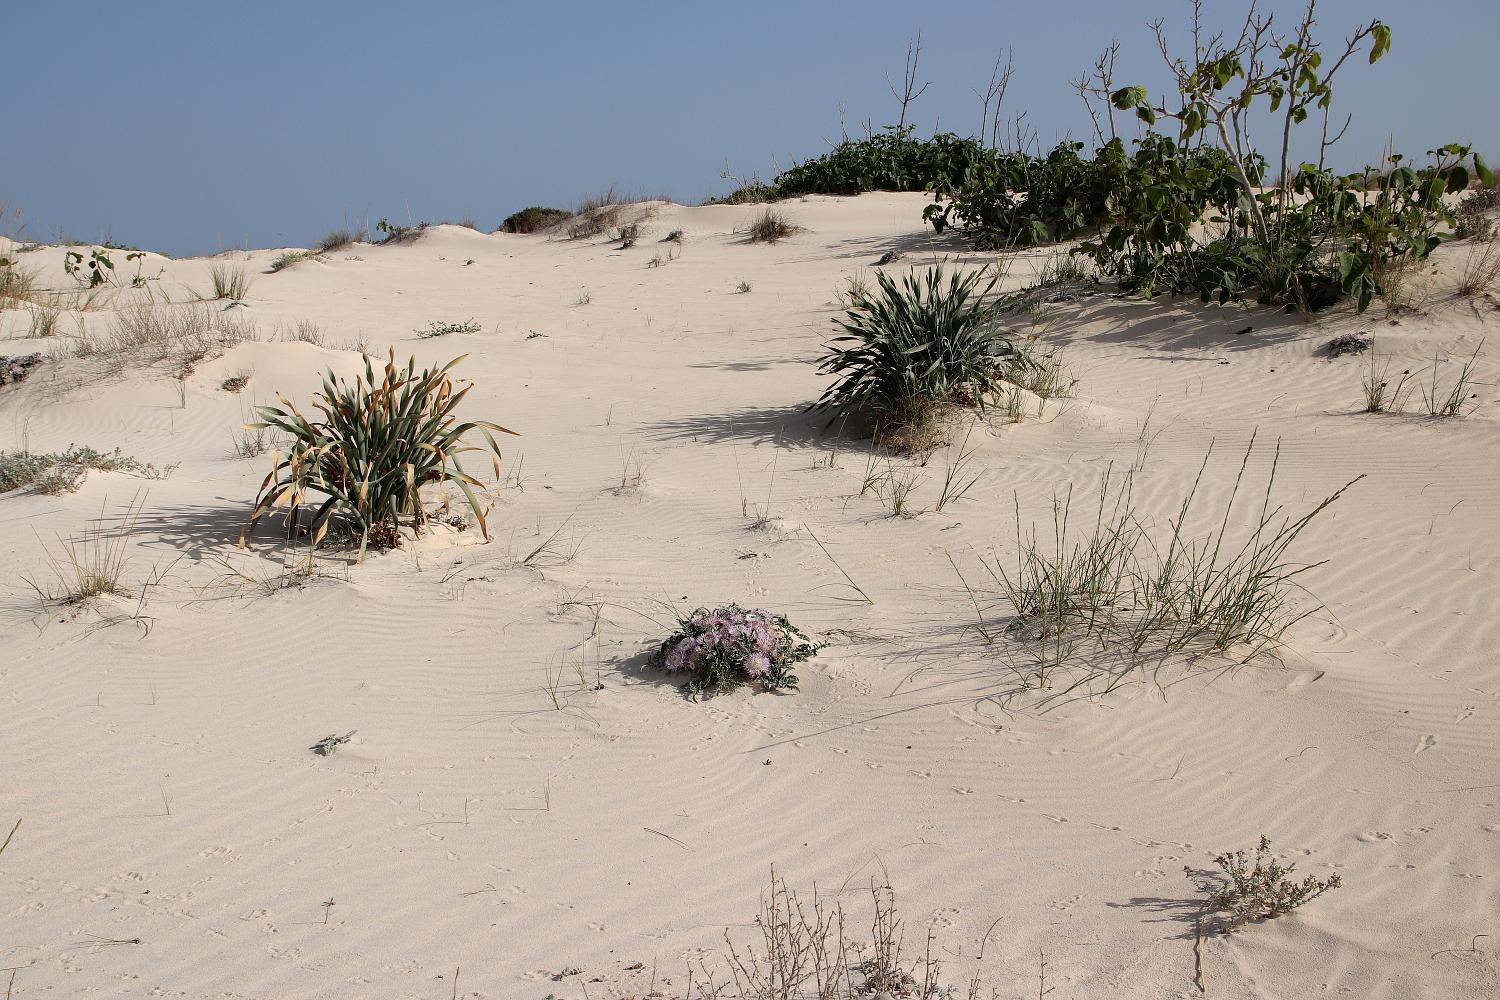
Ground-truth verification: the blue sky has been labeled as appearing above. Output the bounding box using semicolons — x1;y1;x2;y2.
7;0;1495;256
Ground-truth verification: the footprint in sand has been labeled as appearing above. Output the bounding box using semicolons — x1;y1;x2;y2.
1042;814;1069;824
1357;831;1395;843
1414;734;1436;754
952;786;974;795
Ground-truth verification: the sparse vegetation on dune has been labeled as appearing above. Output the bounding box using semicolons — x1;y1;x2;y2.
268;249;315;273
243;352;516;559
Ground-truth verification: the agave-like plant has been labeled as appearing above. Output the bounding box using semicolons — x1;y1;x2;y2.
812;265;1024;423
242;352;515;559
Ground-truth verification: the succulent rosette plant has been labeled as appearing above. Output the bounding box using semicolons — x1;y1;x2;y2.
655;603;822;697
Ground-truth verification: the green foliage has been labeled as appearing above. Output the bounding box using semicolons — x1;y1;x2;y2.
269;250;314;273
1089;14;1491;313
243;352;516;559
499;206;572;234
0;445;168;495
773;127;999;198
812;266;1025;424
716;127;1001;204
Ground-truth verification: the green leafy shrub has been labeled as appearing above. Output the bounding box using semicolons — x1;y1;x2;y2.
243;353;516;559
773;127;999;198
812;266;1026;436
499;206;572;234
1093;11;1490;313
269;250;314;273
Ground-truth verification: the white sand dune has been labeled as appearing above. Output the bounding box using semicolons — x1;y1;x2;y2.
2;194;1497;998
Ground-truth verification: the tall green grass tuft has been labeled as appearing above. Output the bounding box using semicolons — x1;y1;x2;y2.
812;266;1025;442
980;436;1361;690
242;352;517;559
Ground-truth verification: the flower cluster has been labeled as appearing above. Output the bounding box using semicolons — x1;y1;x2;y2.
655;604;821;697
1;354;43;388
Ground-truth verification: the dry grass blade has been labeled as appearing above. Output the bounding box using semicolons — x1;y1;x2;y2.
23;493;147;605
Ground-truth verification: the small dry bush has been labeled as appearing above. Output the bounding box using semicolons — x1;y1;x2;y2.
1187;835;1342;934
682;872;982;999
269;250;314;273
748;207;799;243
77;303;257;379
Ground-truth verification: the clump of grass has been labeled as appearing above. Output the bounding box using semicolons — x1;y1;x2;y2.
316;228;364;254
748;207;799;244
415;319;481;339
0;446;172;495
812;266;1026;452
833;271;871;309
2;353;45;387
77;303;257;379
208;262;252;301
983;437;1361;689
616;223;639;248
243;352;517;560
660;228;684;243
1325;332;1371;358
269;250;315;273
1456;237;1500;297
734;279;753;294
1417;340;1486;417
221;371;250;392
1187;835;1342;934
499;207;572;234
28;305;60;338
22;494;146;606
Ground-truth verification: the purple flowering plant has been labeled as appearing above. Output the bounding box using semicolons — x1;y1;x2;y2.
1;354;44;388
655;603;822;697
